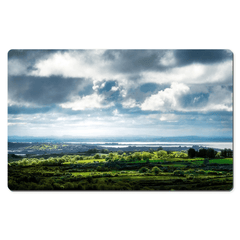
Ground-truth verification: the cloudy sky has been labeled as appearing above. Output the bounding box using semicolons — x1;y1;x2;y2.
8;49;233;138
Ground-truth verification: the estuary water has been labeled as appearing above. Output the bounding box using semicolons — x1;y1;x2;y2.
65;142;233;150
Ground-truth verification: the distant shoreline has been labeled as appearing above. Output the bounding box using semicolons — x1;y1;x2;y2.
8;141;232;157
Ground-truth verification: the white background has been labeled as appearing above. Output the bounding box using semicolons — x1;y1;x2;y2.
0;1;239;240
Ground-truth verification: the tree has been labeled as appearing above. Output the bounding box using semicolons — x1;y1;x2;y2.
206;148;215;158
117;150;123;155
149;148;154;153
94;153;101;159
101;149;109;153
132;152;142;161
142;152;151;160
188;148;196;158
108;153;114;159
197;148;207;158
127;155;133;161
87;148;99;154
74;155;81;161
221;148;233;158
156;150;167;158
215;151;221;158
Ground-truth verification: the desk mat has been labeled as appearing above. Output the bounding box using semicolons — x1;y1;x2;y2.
8;49;233;191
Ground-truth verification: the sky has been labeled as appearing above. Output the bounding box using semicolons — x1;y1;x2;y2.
8;49;233;138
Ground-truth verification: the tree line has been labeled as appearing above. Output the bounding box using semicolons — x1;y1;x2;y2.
188;148;233;158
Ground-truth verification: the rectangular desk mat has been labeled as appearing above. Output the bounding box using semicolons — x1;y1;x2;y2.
8;49;233;191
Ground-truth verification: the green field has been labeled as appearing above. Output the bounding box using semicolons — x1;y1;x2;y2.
209;158;233;164
8;150;233;191
25;144;60;151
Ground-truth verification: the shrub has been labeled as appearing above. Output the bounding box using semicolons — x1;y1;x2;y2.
184;169;196;174
179;152;188;158
139;167;149;173
206;170;218;175
86;176;93;183
187;174;195;180
203;158;209;165
102;173;113;177
152;166;161;175
96;166;102;171
196;169;205;174
173;170;185;176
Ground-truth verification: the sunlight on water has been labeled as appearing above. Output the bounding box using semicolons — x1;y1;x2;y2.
65;142;232;149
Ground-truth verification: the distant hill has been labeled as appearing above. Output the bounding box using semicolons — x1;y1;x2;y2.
8;135;233;143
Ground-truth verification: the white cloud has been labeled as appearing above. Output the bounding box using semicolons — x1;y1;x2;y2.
112;109;123;117
31;52;86;78
111;86;119;91
141;60;232;85
100;82;106;89
146;113;179;122
141;82;190;111
112;109;119;116
56;116;82;121
122;98;138;108
159;114;179;122
60;93;114;111
8;99;38;108
141;82;232;112
159;51;176;66
29;50;118;81
8;122;27;126
196;86;232;112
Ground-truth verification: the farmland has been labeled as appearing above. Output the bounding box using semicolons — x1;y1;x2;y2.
8;148;233;191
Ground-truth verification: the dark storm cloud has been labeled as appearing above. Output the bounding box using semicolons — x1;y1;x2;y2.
102;49;232;76
8;50;82;77
174;50;232;66
103;50;168;73
8;49;70;60
8;76;85;106
8;105;53;114
8;50;58;68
